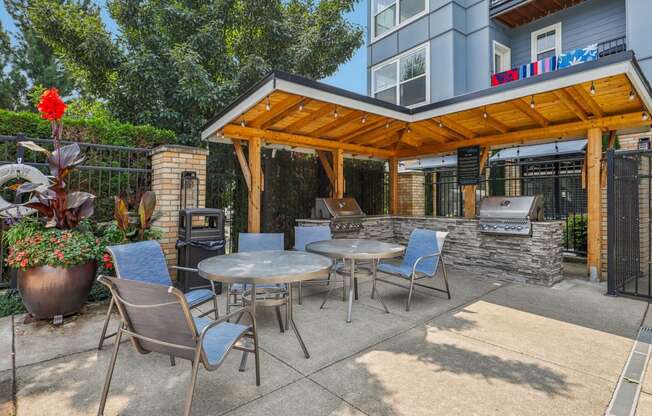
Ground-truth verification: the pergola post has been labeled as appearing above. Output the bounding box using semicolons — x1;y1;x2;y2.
334;148;344;198
389;157;398;215
587;127;602;279
248;137;262;232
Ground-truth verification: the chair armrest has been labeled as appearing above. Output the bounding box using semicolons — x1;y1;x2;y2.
412;252;443;275
170;265;198;273
197;308;255;343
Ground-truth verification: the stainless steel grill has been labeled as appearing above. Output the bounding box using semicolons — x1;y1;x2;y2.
313;197;365;234
478;196;544;236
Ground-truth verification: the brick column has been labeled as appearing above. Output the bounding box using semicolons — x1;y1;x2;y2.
149;145;208;269
398;171;425;216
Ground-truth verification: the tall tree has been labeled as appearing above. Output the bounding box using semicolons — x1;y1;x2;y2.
3;0;76;109
28;0;364;144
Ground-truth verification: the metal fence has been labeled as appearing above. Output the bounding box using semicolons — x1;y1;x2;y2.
607;149;651;299
0;135;151;285
205;144;389;252
427;156;587;255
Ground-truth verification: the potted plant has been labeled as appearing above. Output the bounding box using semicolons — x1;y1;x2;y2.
4;88;98;320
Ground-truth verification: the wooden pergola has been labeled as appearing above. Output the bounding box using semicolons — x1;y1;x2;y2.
202;51;652;278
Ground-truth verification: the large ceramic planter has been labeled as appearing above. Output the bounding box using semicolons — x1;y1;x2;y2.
18;262;97;319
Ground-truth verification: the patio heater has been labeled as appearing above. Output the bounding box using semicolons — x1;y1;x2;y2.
180;170;199;210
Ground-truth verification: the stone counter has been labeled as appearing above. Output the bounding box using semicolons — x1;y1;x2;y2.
296;216;564;286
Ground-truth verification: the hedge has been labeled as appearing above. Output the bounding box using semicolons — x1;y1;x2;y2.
0;109;176;149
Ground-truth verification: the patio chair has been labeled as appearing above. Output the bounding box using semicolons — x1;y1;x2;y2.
96;276;258;416
294;226;336;304
98;240;220;351
375;229;450;311
226;233;287;333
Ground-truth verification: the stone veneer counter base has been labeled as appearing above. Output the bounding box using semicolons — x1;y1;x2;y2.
296;216;564;286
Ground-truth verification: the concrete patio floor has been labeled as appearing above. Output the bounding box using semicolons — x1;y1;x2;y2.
1;268;650;416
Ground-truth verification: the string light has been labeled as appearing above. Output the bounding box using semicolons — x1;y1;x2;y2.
361;114;367;124
240;119;246;127
629;90;636;101
299;101;305;111
385;121;390;129
407;126;412;133
530;96;535;109
483;110;488;119
265;97;271;111
438;119;443;128
643;111;649;121
333;107;339;118
590;81;596;95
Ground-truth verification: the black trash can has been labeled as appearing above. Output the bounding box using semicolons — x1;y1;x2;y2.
176;208;225;294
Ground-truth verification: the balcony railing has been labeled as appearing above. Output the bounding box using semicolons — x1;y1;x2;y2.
597;36;627;58
491;37;628;87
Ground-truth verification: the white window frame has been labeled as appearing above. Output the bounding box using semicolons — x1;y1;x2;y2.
530;22;562;62
371;0;429;44
493;41;511;74
371;42;430;108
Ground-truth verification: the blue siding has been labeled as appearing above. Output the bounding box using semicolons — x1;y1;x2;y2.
627;0;652;82
509;0;626;67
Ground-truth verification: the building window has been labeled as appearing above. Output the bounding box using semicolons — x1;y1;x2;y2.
493;41;511;73
531;23;562;62
373;0;427;40
372;45;428;107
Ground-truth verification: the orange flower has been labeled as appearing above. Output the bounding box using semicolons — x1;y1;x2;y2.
37;88;67;121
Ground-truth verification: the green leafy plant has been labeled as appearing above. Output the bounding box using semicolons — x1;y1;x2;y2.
564;214;588;253
0;290;26;317
4;220;103;270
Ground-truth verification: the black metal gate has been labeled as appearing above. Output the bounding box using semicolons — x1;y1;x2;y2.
607;149;651;298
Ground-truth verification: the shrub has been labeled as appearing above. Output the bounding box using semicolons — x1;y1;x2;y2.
564;214;588;253
0;290;26;316
0;109;176;148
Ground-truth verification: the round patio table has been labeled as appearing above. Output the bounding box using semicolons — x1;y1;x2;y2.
306;239;405;323
198;250;333;363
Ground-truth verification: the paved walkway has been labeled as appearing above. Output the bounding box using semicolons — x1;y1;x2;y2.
1;269;650;415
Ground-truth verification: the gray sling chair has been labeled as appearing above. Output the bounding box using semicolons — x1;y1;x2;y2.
376;229;451;311
98;240;220;352
226;233;287;333
96;276;259;416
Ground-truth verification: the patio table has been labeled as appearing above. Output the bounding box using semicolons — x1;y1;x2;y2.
306;239;405;323
198;250;332;361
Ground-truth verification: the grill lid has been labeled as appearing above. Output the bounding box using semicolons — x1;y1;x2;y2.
314;198;365;219
478;196;543;220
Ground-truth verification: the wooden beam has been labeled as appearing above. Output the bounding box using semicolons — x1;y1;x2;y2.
409;123;448;144
339;118;388;143
284;103;334;133
248;136;262;232
250;95;304;128
389;157;398;215
353;122;406;145
571;85;605;118
554;89;589;121
317;150;336;190
423;120;466;141
586;127;602;279
511;99;550;127
222;124;395;158
400;130;423;147
600;130;616;188
308;110;362;137
260;98;311;129
334;148;344;198
394;112;649;158
233;139;252;191
439;117;477;139
476;110;510;134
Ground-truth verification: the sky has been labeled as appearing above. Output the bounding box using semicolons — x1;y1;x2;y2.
0;1;369;94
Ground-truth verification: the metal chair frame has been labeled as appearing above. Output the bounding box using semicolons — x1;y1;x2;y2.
98;244;220;351
96;276;259;416
374;232;451;311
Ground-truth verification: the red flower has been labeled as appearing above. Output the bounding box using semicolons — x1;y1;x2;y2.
20;258;28;268
37;88;67;121
102;253;113;270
